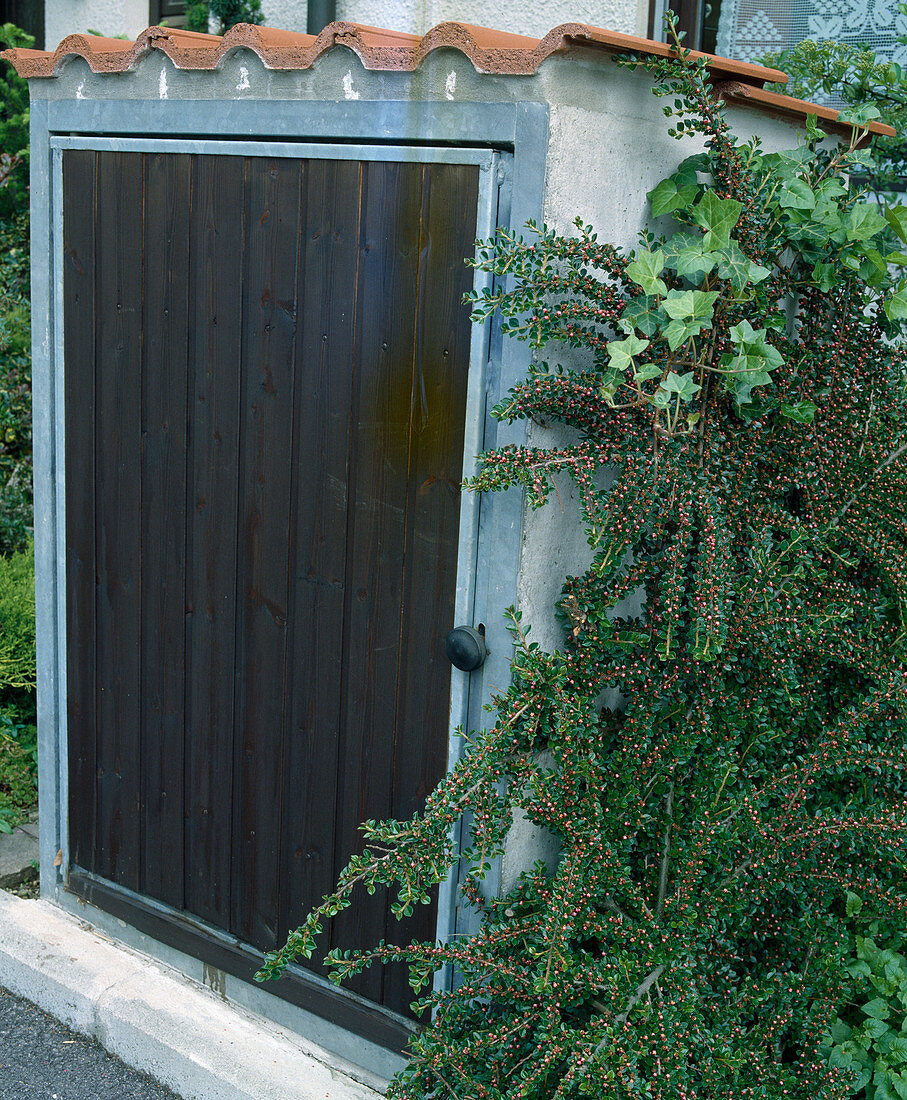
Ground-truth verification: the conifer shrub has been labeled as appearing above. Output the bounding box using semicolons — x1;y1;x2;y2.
259;27;907;1098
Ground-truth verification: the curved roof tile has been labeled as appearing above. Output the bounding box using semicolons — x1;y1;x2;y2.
3;20;789;81
0;19;895;137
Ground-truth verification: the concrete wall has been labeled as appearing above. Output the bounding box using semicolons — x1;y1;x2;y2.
44;0;649;49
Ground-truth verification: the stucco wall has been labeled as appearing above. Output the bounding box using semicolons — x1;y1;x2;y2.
46;0;149;45
262;0;647;38
44;0;648;48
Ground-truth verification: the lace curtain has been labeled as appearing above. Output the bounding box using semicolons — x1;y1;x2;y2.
716;0;907;69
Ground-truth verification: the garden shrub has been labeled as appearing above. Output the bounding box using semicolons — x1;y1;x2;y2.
761;36;907;204
259;25;907;1099
0;540;35;832
0;23;31;558
183;0;264;34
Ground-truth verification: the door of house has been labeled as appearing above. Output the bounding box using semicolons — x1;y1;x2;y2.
60;143;498;1048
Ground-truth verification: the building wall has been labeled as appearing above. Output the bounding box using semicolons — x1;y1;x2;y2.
44;0;648;48
262;0;648;38
46;0;149;44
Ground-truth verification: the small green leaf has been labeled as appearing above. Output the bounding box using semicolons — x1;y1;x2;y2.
780;401;817;424
662;289;720;322
884;284;907;321
648;176;699;217
625;250;668;297
607;334;651;373
779;179;817;210
691;190;744;250
847;891;864;917
634;364;663;382
812;262;837;292
845;205;888;243
865;998;892;1021
620;295;662;337
661;371;701;401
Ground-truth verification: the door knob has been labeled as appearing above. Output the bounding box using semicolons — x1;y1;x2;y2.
445;626;487;671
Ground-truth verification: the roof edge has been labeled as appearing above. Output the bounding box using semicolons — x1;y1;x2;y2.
2;19;789;82
715;80;897;139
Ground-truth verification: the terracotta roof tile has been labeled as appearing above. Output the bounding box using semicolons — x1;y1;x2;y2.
715;80;896;138
2;19;788;81
1;18;893;137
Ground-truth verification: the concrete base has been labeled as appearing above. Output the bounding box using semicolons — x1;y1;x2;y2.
0;892;387;1100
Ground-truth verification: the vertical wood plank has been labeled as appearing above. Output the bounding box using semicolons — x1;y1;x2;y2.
63;149;98;875
93;151;144;889
140;152;191;909
330;160;425;1004
184;154;245;927
382;163;479;1013
278;158;363;977
230;157;302;950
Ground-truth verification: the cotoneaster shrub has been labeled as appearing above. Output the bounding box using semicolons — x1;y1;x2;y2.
259;25;907;1099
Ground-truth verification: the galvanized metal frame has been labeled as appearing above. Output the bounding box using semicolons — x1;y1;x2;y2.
31;94;547;1069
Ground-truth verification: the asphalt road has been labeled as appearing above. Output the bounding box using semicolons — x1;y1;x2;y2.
0;986;185;1099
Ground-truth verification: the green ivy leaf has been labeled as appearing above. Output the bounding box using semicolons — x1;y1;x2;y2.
845;205;888;243
714;242;771;290
890;1039;907;1066
625;250;668;297
669;244;719;279
884;284;907;321
812;262;837;292
607;334;651;373
634;364;663;382
885;204;907;243
620;295;662;337
864;998;892;1021
662;289;720;322
779;179;817;210
660;371;702;401
691;191;744;250
847;891;865;917
864;1017;891;1040
648;177;699;217
780;401;817;424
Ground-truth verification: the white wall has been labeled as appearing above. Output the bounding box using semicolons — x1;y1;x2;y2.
263;0;647;37
46;0;149;45
45;0;649;50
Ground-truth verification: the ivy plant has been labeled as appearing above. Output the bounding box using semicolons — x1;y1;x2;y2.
258;21;907;1099
825;895;907;1100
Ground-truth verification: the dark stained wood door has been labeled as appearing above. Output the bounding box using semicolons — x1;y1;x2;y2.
62;149;479;1033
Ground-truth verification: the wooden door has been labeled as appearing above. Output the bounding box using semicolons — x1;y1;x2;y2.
62;149;479;1043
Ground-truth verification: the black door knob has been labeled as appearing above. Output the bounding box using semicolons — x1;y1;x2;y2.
445;626;487;672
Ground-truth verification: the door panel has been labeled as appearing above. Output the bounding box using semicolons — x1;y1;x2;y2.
63;148;479;1023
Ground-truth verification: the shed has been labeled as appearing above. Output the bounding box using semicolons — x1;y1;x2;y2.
4;19;871;1086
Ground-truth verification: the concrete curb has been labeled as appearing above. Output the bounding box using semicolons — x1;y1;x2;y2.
0;892;387;1100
